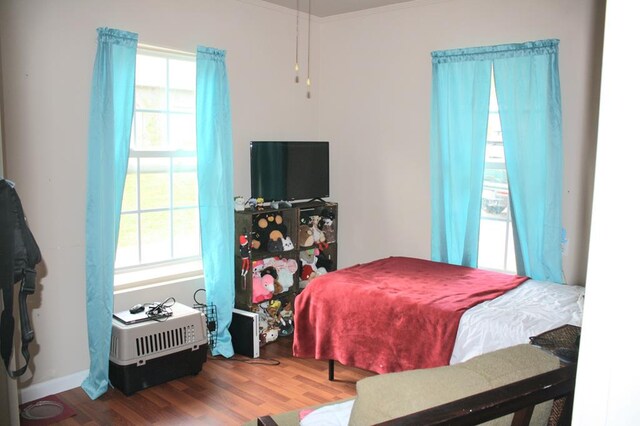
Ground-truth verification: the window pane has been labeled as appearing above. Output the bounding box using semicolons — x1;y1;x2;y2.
140;211;171;263
139;158;170;210
121;159;138;212
116;50;200;275
116;213;139;268
487;113;502;143
135;112;167;150
169;59;195;112
169;114;196;150
478;219;508;270
173;208;200;258
173;158;198;207
136;55;167;109
478;70;515;273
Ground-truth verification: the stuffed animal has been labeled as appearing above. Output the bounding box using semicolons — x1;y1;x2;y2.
309;215;326;245
298;224;313;248
278;302;294;336
281;236;294;251
319;209;336;243
252;272;272;303
278;268;294;292
299;248;328;287
263;327;279;344
253;212;289;251
316;250;333;271
267;299;282;319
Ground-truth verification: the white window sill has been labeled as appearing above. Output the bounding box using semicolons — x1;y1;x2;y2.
114;260;203;292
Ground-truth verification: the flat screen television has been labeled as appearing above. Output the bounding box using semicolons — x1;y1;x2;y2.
250;141;329;202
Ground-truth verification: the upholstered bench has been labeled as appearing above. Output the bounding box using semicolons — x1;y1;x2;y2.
249;344;575;426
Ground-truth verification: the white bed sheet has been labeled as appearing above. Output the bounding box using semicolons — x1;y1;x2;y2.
450;280;585;364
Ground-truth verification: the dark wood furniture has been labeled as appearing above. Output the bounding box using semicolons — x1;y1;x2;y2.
258;364;577;426
233;201;338;310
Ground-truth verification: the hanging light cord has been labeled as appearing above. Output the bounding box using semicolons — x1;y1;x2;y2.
295;0;299;83
307;0;312;98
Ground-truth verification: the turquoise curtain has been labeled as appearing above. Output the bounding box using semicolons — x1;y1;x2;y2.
493;40;564;282
82;28;137;399
430;49;492;267
196;46;235;357
430;39;564;281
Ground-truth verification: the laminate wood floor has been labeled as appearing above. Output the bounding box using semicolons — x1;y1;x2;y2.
53;336;374;425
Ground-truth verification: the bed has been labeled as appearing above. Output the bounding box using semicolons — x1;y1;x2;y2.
292;256;584;375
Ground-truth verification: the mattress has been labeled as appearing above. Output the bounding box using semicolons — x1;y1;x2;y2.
450;279;585;364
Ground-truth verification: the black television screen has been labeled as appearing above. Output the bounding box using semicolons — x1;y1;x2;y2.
250;141;329;202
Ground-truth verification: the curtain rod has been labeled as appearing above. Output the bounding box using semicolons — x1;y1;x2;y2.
138;43;196;57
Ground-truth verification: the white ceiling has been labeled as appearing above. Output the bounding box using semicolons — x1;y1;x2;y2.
260;0;416;17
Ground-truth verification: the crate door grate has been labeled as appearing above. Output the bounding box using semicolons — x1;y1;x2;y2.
134;326;197;357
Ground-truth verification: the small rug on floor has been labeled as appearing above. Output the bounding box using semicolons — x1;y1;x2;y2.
19;394;76;425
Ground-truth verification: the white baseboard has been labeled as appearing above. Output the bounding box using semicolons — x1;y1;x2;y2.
20;369;88;403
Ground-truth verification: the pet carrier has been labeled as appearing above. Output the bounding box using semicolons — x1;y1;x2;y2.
109;302;208;395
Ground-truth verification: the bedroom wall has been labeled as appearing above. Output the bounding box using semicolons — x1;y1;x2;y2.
0;0;320;395
0;0;604;399
317;0;605;285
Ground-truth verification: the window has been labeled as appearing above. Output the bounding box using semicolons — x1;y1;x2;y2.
478;72;516;272
115;50;201;285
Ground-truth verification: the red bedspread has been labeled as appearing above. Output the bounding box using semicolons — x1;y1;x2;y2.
293;257;528;374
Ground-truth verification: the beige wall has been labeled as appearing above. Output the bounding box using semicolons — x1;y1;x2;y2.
0;0;320;393
318;0;604;285
0;0;604;396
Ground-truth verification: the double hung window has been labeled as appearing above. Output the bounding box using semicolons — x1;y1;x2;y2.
478;72;516;273
115;50;201;286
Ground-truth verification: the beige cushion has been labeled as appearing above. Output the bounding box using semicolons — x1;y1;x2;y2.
348;344;560;426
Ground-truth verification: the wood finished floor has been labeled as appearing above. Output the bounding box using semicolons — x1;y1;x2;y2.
53;336;374;425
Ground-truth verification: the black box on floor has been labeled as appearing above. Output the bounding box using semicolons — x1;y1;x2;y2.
109;303;209;395
229;308;260;358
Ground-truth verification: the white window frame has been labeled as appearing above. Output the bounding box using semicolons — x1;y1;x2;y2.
115;48;202;289
478;70;516;273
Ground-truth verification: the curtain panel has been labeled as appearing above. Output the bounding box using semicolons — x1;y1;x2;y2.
82;27;137;399
430;52;492;267
430;40;564;282
493;40;564;283
195;46;235;357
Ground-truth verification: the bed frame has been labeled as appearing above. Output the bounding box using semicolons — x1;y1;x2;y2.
257;364;576;426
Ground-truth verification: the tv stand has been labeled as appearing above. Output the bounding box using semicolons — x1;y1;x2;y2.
306;197;327;204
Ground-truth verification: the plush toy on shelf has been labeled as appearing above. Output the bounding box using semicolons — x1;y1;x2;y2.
298;224;314;248
278;302;294;336
251;260;273;303
299;247;328;288
239;234;250;289
252;212;289;252
319;208;336;244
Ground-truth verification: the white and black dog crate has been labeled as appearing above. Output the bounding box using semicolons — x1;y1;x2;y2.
109;302;208;395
